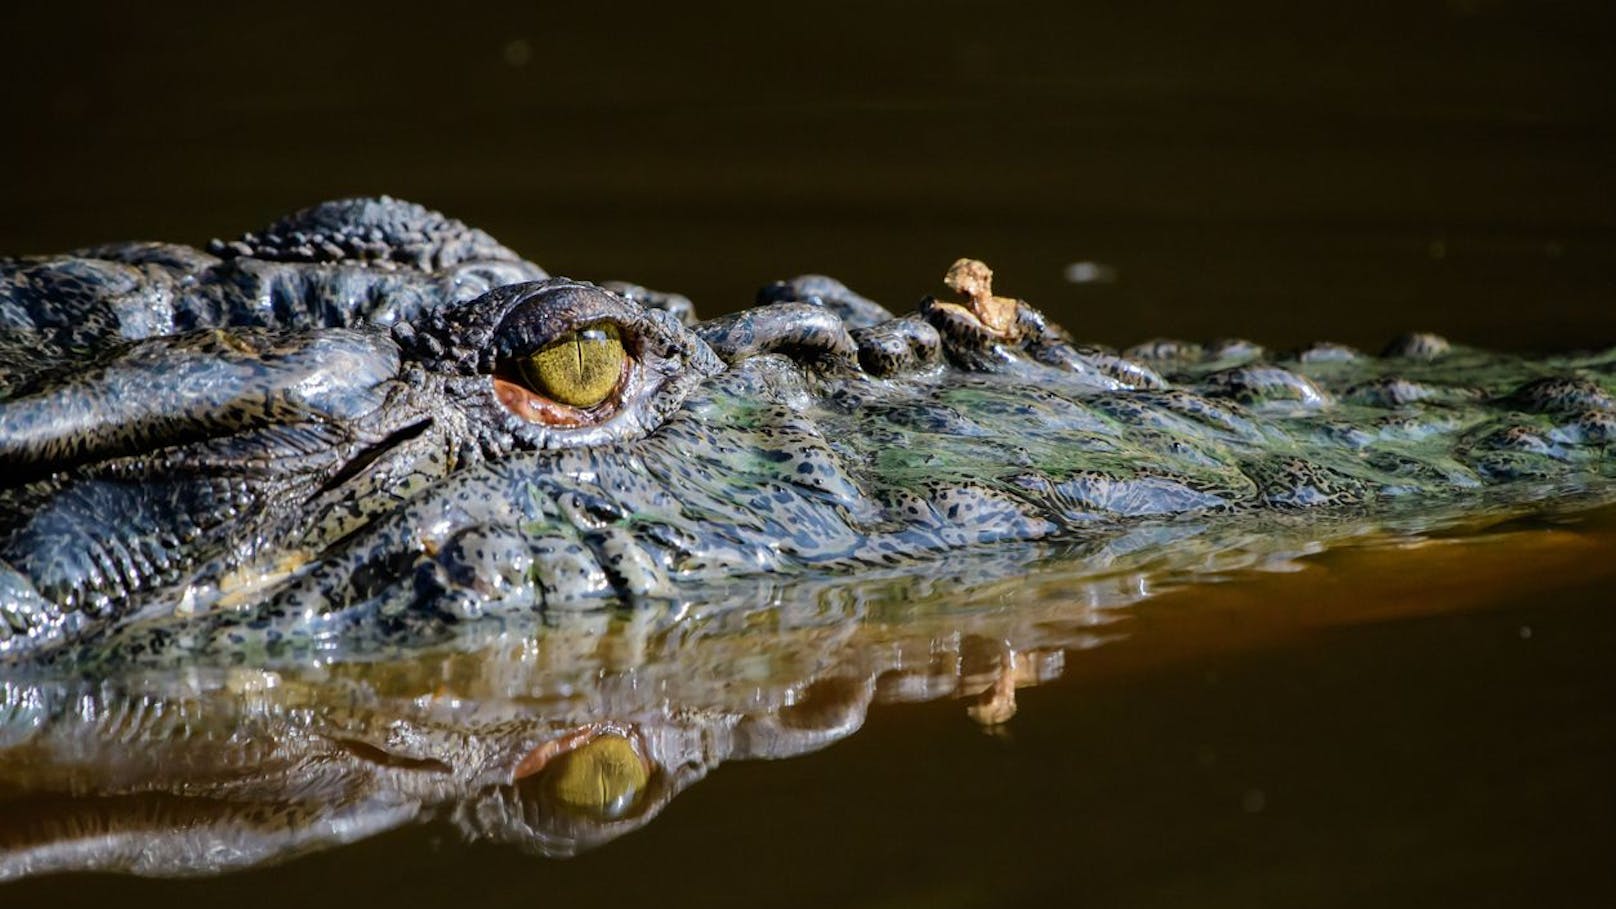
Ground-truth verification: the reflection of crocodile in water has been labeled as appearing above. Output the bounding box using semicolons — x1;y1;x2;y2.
0;504;1608;877
0;576;1092;876
2;197;1614;667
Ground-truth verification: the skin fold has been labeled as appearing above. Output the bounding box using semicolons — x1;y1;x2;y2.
1;197;1613;669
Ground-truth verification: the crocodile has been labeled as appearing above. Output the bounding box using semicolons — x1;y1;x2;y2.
2;197;1614;669
0;589;1082;874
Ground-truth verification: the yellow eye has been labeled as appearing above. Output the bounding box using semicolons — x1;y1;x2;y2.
518;323;625;408
547;733;650;819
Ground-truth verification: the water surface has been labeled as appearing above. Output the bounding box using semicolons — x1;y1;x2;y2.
1;502;1613;904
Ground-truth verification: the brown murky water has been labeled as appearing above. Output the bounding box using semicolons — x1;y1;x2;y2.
2;1;1614;905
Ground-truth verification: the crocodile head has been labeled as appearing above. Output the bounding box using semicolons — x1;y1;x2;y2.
2;199;1614;667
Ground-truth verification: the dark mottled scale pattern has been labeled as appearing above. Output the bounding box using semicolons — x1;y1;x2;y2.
207;197;524;272
1552;410;1616;445
2;475;256;613
850;316;941;376
1239;457;1370;509
1197;364;1333;412
1340;376;1481;408
1503;375;1616;415
0;198;547;377
1;197;1614;668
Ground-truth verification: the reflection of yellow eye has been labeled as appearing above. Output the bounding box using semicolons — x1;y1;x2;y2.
518;323;625;408
548;733;650;819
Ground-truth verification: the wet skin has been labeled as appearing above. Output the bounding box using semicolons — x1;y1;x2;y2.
1;198;1613;668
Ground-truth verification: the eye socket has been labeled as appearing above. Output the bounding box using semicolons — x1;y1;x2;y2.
517;322;626;409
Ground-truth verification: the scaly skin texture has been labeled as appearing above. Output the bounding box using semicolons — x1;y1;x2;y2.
1;198;1613;668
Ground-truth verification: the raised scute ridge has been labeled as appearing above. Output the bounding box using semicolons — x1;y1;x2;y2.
207;196;523;272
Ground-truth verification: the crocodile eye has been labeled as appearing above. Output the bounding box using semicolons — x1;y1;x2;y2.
517;323;626;408
476;279;714;441
493;319;632;427
546;733;651;820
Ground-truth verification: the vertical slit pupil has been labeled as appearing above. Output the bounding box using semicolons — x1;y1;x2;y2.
519;322;625;408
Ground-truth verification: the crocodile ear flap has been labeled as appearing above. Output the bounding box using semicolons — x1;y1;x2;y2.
0;327;400;483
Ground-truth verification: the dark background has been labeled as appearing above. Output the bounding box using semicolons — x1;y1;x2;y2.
2;1;1613;350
